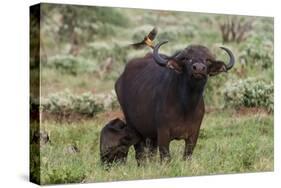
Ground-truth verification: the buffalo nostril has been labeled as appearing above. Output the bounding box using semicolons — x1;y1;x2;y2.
202;66;206;71
192;65;197;70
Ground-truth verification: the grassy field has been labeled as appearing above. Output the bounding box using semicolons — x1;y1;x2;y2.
36;109;273;184
30;4;274;185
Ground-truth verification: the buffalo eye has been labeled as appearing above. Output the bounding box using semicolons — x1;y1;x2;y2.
178;57;187;62
205;59;212;66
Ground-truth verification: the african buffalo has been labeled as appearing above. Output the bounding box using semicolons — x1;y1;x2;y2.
115;41;235;163
100;118;140;164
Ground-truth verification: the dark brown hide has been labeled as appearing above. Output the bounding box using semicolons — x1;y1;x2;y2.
100;118;140;165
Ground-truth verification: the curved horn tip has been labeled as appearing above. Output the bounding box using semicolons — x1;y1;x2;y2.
153;41;169;66
158;40;169;46
219;46;229;51
219;46;235;70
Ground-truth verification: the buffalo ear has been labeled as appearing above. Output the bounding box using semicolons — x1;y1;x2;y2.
167;60;183;74
208;60;227;76
107;118;126;132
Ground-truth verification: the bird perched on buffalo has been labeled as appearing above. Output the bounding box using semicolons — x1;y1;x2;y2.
130;27;158;49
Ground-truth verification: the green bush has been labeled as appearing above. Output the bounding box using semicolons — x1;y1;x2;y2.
41;90;104;118
95;23;116;37
94;90;119;110
223;78;273;112
239;35;273;69
41;90;119;119
91;7;129;28
81;41;128;64
46;55;98;75
158;26;195;41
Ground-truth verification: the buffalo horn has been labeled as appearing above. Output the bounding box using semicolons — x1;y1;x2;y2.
220;46;235;70
153;41;169;66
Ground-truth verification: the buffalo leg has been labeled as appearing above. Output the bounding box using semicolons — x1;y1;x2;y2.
146;139;158;160
183;130;200;160
157;129;171;162
134;141;146;166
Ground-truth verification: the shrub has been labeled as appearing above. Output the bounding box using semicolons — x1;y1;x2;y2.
91;7;129;28
217;16;253;43
239;35;273;69
223;78;273;112
81;41;128;65
41;90;119;120
94;90;119;110
41;90;104;118
157;26;194;41
46;55;98;75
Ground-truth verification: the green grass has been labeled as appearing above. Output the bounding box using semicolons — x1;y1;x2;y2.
33;110;273;184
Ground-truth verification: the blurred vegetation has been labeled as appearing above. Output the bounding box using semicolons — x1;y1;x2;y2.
30;3;274;184
36;4;273;113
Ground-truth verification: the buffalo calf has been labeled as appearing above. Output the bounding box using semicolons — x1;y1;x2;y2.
100;118;140;165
